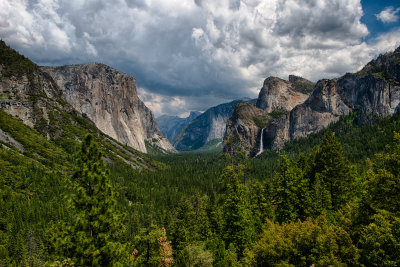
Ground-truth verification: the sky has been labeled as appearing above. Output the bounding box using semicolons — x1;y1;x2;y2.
1;0;400;117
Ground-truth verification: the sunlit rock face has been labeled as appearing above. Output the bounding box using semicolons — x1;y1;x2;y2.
256;75;312;113
263;47;400;151
42;63;176;153
224;47;400;155
223;75;313;156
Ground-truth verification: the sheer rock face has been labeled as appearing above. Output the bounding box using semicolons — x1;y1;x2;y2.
0;63;64;130
224;47;400;155
256;76;312;113
173;98;254;151
42;63;176;153
263;48;400;151
223;76;312;155
223;103;270;156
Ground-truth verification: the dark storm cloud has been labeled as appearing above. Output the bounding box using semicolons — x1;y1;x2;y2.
1;0;400;116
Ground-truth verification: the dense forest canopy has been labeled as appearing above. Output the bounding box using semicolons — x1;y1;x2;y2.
1;107;400;265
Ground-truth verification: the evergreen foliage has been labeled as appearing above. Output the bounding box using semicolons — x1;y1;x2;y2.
49;135;126;265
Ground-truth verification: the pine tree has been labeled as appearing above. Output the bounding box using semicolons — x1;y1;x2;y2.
275;154;311;222
365;131;400;213
221;161;255;257
307;130;356;212
51;135;126;265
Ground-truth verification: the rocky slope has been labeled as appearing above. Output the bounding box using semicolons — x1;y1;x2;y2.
225;46;400;155
223;76;313;155
0;40;158;170
156;111;201;142
42;63;176;154
224;103;271;156
256;75;313;112
173;98;254;151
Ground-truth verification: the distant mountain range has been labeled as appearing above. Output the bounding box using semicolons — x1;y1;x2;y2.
224;46;400;156
172;98;256;151
156;111;201;142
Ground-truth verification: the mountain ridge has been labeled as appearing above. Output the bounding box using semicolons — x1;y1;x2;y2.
41;63;176;154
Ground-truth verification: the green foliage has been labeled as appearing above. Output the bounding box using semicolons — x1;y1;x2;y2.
221;159;256;257
132;225;174;266
274;154;311;222
358;212;400;266
291;80;315;94
49;135;126;265
365;132;400;213
306;130;358;213
248;215;359;266
0;40;39;78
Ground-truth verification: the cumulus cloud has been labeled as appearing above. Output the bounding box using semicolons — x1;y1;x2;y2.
1;0;400;116
376;6;400;23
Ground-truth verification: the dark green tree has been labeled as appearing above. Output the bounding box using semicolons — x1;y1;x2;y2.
275;154;311;222
306;130;357;213
221;160;256;257
365;131;400;213
50;135;126;265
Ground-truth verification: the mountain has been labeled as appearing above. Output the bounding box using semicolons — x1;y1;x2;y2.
224;76;313;156
41;63;175;154
156;111;201;142
173;98;254;151
0;40;160;170
256;75;313;112
224;46;400;155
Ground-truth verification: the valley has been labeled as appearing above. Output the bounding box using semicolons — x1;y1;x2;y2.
1;39;400;266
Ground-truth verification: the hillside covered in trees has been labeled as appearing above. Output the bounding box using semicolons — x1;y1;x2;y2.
1;41;400;266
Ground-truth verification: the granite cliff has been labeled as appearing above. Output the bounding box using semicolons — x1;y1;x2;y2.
0;40;157;170
42;63;176;154
223;76;313;155
173;98;255;151
157;111;201;142
224;46;400;155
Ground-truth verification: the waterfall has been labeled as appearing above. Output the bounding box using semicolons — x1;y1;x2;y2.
255;128;264;156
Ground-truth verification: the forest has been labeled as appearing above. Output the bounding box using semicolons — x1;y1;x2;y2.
1;106;400;266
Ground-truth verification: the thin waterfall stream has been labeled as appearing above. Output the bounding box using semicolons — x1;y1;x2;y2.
255;128;264;156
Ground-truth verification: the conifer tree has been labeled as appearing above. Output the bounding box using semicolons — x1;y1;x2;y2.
275;154;311;222
221;159;255;257
307;130;356;212
52;135;126;265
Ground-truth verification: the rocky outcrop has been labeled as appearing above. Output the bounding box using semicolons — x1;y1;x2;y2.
157;111;201;142
0;41;66;133
227;46;400;154
223;76;312;155
42;63;176;153
256;76;313;112
266;48;400;151
173;98;254;151
223;103;271;156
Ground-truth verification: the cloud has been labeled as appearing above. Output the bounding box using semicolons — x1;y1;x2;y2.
1;0;400;116
376;6;400;23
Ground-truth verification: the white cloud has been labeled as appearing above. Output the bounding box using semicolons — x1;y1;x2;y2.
1;0;400;116
376;6;400;23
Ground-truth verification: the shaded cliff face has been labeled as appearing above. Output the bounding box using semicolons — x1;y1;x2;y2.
42;63;176;153
223;103;271;156
157;111;201;142
0;40;157;170
255;47;400;152
256;76;313;113
223;76;312;155
0;41;64;131
173;98;254;151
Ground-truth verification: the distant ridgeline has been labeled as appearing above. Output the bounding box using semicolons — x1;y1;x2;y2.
172;98;255;151
224;46;400;157
1;40;400;266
